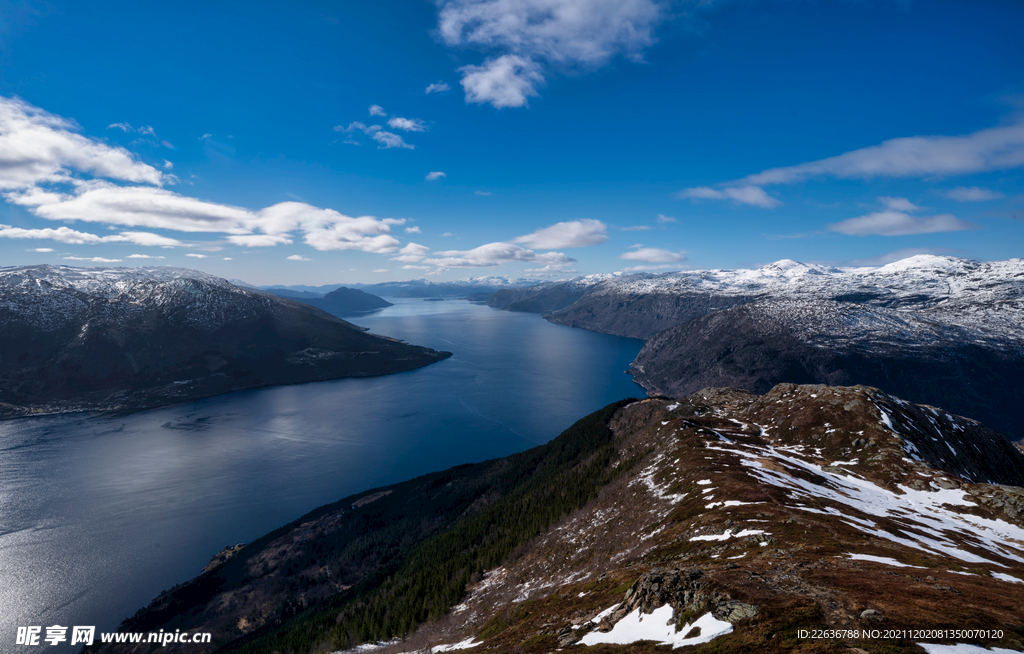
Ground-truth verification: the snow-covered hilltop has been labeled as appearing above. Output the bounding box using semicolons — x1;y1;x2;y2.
0;265;450;417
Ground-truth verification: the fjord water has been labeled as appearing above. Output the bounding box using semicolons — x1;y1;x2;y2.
0;299;643;647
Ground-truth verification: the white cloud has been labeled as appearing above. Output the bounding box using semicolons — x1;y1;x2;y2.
107;123;132;132
373;268;388;272
1;97;166;191
677;185;780;208
512;218;607;249
111;231;182;247
829;198;978;236
620;247;685;263
426;82;451;94
405;226;422;233
656;214;676;223
459;55;545;109
1;98;410;257
227;234;294;247
32;247;53;252
0;223;180;246
425;171;447;181
621;225;650;231
163;160;173;169
438;0;664;108
127;254;165;259
393;240;574;269
199;133;212;140
829;211;978;236
743;118;1024;186
286;254;311;261
369;105;387;117
392;242;432;262
186;253;207;258
879;196;921;212
441;231;454;236
372;130;414;149
302;216;402;253
64;256;122;263
223;257;232;260
942;186;1005;202
9;182;404;253
428;242;575;268
387;117;427;132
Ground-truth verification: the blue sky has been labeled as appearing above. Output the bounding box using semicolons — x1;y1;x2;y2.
1;0;1022;285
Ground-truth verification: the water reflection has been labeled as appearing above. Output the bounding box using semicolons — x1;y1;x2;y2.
0;299;644;648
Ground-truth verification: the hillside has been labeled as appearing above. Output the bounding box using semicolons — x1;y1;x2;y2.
0;265;450;417
91;385;1024;654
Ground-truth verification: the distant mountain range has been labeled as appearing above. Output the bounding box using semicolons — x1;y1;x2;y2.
93;384;1024;654
0;265;450;417
487;256;1024;443
263;276;539;299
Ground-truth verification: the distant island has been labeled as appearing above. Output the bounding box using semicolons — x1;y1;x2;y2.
266;286;393;317
0;265;450;418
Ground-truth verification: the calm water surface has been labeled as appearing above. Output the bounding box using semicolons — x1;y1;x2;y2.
0;299;643;648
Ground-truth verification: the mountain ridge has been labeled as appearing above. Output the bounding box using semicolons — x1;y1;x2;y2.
0;265;450;417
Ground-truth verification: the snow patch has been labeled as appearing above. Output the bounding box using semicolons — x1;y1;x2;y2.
578;605;733;649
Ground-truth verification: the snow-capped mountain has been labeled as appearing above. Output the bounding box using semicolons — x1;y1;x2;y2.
489;256;1024;443
92;384;1024;654
0;265;450;417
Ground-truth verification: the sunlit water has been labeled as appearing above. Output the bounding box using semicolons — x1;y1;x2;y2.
0;299;643;649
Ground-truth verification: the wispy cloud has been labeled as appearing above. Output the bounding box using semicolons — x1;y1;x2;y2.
0;223;182;246
512;218;607;248
405;226;422;233
474;190;492;196
426;81;451;94
387;117;427;132
392;240;574;270
186;253;207;258
127;253;165;259
286;254;311;261
32;247;53;252
743;118;1024;186
677;185;780;208
437;0;664;109
655;214;676;223
425;171;447;181
829;197;978;236
64;256;121;263
620;247;686;264
336;121;414;149
1;97;166;190
942;186;1005;202
368;104;387;117
372;130;414;149
620;225;651;231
